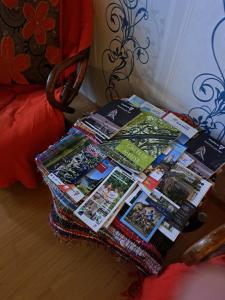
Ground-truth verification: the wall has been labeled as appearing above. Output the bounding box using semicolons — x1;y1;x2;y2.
81;0;225;143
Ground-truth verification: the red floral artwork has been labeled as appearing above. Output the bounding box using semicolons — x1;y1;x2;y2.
1;0;18;9
49;0;59;7
45;46;61;65
22;1;55;45
0;36;30;84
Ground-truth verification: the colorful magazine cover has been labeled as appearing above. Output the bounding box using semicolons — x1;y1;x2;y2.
147;189;196;230
37;127;87;173
75;159;115;196
142;142;186;191
74;167;136;232
120;191;165;242
100;112;181;172
156;162;212;207
47;142;106;185
81;100;141;139
122;186;181;241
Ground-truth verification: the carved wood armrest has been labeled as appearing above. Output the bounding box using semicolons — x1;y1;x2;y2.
46;48;90;113
182;224;225;265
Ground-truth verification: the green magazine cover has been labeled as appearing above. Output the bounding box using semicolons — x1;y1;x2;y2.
100;112;180;172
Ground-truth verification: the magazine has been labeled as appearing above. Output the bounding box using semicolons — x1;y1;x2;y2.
39;127;87;172
159;222;180;242
74;119;104;144
81;100;141;139
74;167;136;232
156;162;212;207
128;95;145;107
148;189;196;230
120;191;165;242
178;152;195;167
74;159;115;197
163;113;198;139
128;95;165;118
142;142;186;191
100;112;181;172
121;186;181;240
46;140;106;202
187;132;225;178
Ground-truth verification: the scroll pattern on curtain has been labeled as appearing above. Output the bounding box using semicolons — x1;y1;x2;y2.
189;1;225;142
102;0;150;100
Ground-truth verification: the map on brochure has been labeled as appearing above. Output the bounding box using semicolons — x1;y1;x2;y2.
74;167;136;232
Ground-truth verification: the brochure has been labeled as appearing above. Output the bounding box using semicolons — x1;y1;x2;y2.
74;167;136;232
100;112;181;172
120;191;165;242
81;100;141;139
187;132;225;178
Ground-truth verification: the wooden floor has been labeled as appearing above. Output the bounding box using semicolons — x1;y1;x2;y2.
0;184;225;300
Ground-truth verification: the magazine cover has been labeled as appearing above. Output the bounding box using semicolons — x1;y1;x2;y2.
148;189;196;230
39;127;87;172
100;112;181;172
74;167;136;232
120;192;165;242
187;132;225;177
156;162;211;207
142;142;187;191
163;113;198;139
81;100;141;139
75;159;115;196
47;142;106;185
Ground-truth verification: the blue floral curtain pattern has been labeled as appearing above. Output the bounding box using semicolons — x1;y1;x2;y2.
102;0;150;100
189;15;225;142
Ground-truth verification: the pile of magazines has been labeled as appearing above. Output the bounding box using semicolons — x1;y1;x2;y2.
36;95;225;274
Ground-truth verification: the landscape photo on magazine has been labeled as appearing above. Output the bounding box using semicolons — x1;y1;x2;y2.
148;189;196;230
74;167;136;232
142;141;187;191
101;112;181;172
156;162;203;207
75;159;115;196
120;192;165;242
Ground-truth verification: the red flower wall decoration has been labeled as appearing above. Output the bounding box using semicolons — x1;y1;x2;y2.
22;1;55;45
45;46;61;65
1;0;18;9
0;36;30;84
49;0;59;7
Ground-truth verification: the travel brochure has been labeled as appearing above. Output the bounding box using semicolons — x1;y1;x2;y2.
81;100;141;140
100;111;181;172
74;167;136;232
37;95;222;244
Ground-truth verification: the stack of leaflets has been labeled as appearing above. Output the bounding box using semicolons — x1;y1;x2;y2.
36;95;221;250
78;100;141;141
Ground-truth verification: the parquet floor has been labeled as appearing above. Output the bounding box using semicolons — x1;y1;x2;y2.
0;183;225;300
